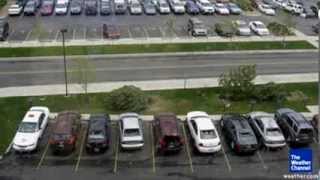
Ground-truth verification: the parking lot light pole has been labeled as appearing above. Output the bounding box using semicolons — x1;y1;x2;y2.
61;29;68;97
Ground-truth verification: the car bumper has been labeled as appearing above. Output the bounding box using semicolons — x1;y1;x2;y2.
13;144;37;152
197;144;221;153
265;142;286;148
8;11;21;15
121;143;144;149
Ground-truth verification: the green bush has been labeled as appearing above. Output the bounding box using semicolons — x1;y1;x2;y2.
233;0;254;11
267;22;293;36
106;85;148;113
0;0;7;8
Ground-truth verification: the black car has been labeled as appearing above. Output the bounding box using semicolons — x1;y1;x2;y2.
220;114;258;154
100;0;112;15
70;0;83;15
86;114;110;153
275;108;314;145
85;0;98;15
0;16;9;41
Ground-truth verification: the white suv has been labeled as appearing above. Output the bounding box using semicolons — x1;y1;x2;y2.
186;111;221;153
13;107;50;152
119;113;144;149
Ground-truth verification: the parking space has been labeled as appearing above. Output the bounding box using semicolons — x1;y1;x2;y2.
129;25;147;39
144;26;163;38
85;26;102;41
118;25;131;39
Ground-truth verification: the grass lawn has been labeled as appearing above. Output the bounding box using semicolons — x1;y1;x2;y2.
0;41;315;57
0;82;317;154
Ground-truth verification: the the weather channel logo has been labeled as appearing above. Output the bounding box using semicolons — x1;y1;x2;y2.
289;148;312;173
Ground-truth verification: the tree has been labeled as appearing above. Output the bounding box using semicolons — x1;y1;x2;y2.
107;86;148;112
278;11;296;48
218;65;256;100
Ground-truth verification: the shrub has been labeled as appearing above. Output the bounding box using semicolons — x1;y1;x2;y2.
267;22;293;36
0;0;7;8
106;85;148;112
233;0;254;11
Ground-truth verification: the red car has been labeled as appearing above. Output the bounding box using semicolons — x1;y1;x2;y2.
40;2;54;15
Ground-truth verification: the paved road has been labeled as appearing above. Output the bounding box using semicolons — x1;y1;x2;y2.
0;51;317;87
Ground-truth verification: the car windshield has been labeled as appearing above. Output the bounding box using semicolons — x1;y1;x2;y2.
266;128;281;136
26;2;34;7
160;2;168;6
18;122;37;133
53;133;71;140
56;3;66;8
200;129;217;139
256;23;266;28
229;3;237;8
202;2;211;6
124;128;140;136
194;22;205;28
217;4;225;8
131;3;140;7
89;130;105;139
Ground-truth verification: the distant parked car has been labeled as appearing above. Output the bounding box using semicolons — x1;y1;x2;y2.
262;0;278;8
143;0;157;15
220;114;258;154
284;1;303;14
85;0;98;15
196;0;214;14
129;0;143;14
215;22;234;37
258;3;276;15
49;111;81;154
8;3;24;16
0;16;9;41
187;111;221;153
55;0;69;15
86;114;110;153
247;112;286;149
187;17;207;36
215;3;229;15
185;0;200;14
12;107;50;152
70;0;83;15
153;113;184;154
301;5;316;18
103;24;121;39
100;0;112;15
249;21;270;36
24;0;37;15
232;20;251;36
275;108;314;145
114;0;127;14
157;0;170;14
40;0;54;15
169;0;185;14
227;2;241;14
119;113;144;149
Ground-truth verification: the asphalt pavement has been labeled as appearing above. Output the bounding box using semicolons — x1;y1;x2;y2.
0;51;317;87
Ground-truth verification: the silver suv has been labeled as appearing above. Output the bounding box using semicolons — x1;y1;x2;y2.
187;18;207;36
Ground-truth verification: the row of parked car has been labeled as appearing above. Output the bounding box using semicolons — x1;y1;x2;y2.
8;0;243;16
12;107;316;155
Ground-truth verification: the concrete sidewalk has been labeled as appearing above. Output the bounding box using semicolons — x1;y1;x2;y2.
0;73;317;98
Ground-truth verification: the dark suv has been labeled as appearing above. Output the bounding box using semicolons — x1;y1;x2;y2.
86;114;110;153
153;113;183;154
275;108;314;145
220;114;258;154
49;111;81;154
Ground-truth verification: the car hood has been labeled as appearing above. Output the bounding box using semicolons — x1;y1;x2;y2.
13;132;38;146
265;134;285;142
122;135;143;142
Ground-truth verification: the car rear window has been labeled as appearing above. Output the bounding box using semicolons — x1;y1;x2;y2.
200;129;217;139
89;130;105;139
299;128;313;135
53;134;71;140
239;131;252;137
124;128;140;136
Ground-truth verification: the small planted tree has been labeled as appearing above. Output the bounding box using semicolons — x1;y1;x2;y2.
278;11;296;47
218;64;256;100
107;85;148;112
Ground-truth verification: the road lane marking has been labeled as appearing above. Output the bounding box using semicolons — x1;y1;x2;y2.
36;141;50;170
150;123;156;173
182;124;194;173
256;150;268;170
74;126;87;172
220;144;232;172
113;128;119;174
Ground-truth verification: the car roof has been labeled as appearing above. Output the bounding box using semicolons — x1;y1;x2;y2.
89;115;107;131
225;114;252;131
155;113;179;136
22;110;43;123
258;116;279;129
190;17;202;23
121;113;140;129
193;117;214;130
53;111;80;134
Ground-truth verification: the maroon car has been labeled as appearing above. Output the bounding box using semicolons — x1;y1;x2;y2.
103;24;120;39
40;1;54;15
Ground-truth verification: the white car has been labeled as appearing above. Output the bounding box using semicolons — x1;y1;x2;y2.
55;1;68;15
157;0;170;14
258;3;276;15
129;0;143;14
169;0;185;14
119;113;144;149
249;21;270;36
247;112;286;149
233;20;251;36
215;3;229;15
186;111;221;153
12;107;50;152
8;4;23;16
196;0;214;14
284;1;302;14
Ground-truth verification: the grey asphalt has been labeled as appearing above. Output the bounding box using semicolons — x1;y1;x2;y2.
0;51;317;87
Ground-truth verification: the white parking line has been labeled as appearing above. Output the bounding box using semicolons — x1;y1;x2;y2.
158;26;166;38
72;29;76;40
182;124;194;173
127;27;132;38
74;127;87;172
142;26;149;39
54;31;60;41
150;123;156;173
25;30;32;41
113;129;119;174
7;29;15;40
256;150;268;170
36;141;50;170
220;144;232;172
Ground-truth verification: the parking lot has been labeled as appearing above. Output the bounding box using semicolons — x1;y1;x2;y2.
5;5;319;43
0;119;319;180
